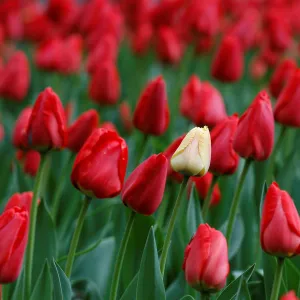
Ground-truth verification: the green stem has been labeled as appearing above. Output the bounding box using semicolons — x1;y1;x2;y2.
201;292;211;300
270;257;285;300
109;211;136;300
266;126;287;184
225;159;252;245
65;196;91;278
202;175;219;221
135;134;149;166
52;153;74;220
25;153;49;299
160;176;189;276
2;284;9;300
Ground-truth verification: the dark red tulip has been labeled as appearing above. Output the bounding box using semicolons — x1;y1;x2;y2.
12;107;32;150
16;150;41;177
131;23;153;55
71;128;128;199
260;182;300;257
122;154;168;215
119;102;133;134
281;291;299;300
4;192;33;214
133;76;170;135
89;61;120;105
212;35;244;82
233;91;274;161
269;59;297;99
183;224;229;292
0;51;30;102
274;69;300;127
210;114;239;175
46;0;74;23
0;207;29;283
26;87;67;152
67;109;99;153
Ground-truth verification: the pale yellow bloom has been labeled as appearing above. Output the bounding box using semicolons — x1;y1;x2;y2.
171;127;211;176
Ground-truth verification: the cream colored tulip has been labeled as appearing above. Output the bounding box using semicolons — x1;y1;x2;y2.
171;126;211;176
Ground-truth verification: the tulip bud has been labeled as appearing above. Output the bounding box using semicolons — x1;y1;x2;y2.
183;224;229;292
12;107;32;150
88;61;120;105
67;109;99;153
131;23;153;55
274;69;300;127
0;51;30;102
0;207;29;283
4;192;33;214
71;128;128;199
210;114;239;175
269;59;297;99
211;35;244;82
281;291;299;300
233;91;274;161
133;76;170;135
122;154;168;215
260;182;300;257
163;135;185;183
171;127;211;177
119;102;133;134
250;56;267;81
16;150;41;177
101;122;118;133
190;173;221;206
26;87;67;152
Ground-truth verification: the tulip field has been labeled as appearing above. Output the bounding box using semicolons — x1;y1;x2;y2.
1;0;300;300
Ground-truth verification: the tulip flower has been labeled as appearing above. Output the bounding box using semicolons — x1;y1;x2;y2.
131;23;153;55
133;76;170;136
67;109;99;153
16;150;41;177
101;122;118;133
119;102;133;134
183;224;229;292
281;291;299;300
211;35;244;82
269;59;297;99
122;154;168;215
46;0;73;23
71;128;128;199
171;127;211;177
4;192;33;214
89;61;120;105
260;182;300;257
210;114;239;175
0;207;29;283
233;90;274;161
12;107;32;150
0;123;4;142
26;87;67;152
274;69;300;127
0;51;30;102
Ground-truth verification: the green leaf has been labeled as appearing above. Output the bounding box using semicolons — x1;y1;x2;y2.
284;260;300;293
234;278;252;300
166;273;186;300
180;296;195;300
259;181;267;218
217;264;255;300
72;279;103;300
33;201;57;283
30;261;53;300
120;273;138;300
137;227;166;300
50;259;72;300
11;271;25;300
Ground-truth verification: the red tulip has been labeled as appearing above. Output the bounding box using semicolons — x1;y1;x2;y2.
4;192;33;214
0;207;29;283
46;0;74;23
119;102;133;134
101;122;118;133
26;87;67;152
89;61;120;105
12;107;32;150
281;291;299;300
260;182;300;257
211;35;244;82
0;123;4;142
67;109;99;153
249;56;267;81
163;135;185;183
210;114;239;175
16;150;41;177
195;36;214;54
156;26;183;64
0;51;30;102
183;224;229;292
233;91;274;161
190;173;221;206
71;128;128;199
131;23;153;55
274;69;300;127
269;59;297;99
133;76;170;135
122;154;168;215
